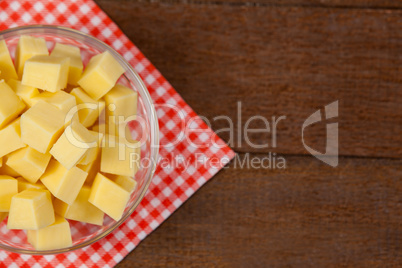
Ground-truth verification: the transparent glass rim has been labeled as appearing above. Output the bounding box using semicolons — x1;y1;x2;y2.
0;25;159;255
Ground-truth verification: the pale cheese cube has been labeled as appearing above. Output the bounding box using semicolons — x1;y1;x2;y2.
0;175;18;212
22;55;70;92
70;87;105;127
0;40;18;80
104;84;137;123
77;151;101;186
101;135;140;177
110;175;137;193
51;43;83;86
16;177;46;192
7;189;55;230
54;186;104;226
40;159;88;205
88;173;130;221
78;51;125;100
78;130;103;166
15;35;49;78
6;147;52;184
7;79;40;108
0;157;21;177
50;121;97;170
0;118;25;158
31;91;78;125
20;101;65;153
27;215;72;250
0;80;26;128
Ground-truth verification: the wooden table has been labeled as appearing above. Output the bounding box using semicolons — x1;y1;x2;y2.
96;0;401;266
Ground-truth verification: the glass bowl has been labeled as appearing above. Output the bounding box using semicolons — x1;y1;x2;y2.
0;25;159;254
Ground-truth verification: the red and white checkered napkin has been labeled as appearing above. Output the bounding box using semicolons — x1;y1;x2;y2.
0;0;235;266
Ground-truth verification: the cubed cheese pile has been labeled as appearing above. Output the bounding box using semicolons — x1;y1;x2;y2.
0;36;140;250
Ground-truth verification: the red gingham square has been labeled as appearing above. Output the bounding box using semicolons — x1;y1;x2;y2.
0;0;235;267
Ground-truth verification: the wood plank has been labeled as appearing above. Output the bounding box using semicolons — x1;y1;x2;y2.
96;1;402;158
99;0;402;9
116;154;402;267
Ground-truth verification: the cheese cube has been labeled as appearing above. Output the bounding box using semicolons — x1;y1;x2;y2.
40;159;88;205
7;189;55;230
0;118;25;158
51;43;83;86
77;151;101;186
101;135;141;177
78;51;125;100
6;147;52;184
0;80;26;128
22;55;69;92
7;79;39;108
104;84;137;123
20;101;65;153
0;40;18;80
50;121;96;170
88;173;130;221
0;175;18;212
27;215;72;250
15;35;49;78
0;212;7;222
31;91;79;125
110;175;138;193
16;177;46;192
78;130;103;166
54;186;104;226
70;87;105;127
93;119;135;144
0;157;21;177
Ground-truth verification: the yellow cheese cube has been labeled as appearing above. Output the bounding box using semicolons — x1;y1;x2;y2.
77;151;101;186
40;159;88;205
78;51;125;100
54;186;104;226
51;43;83;86
31;91;79;125
93;120;135;144
20;101;65;153
0;212;7;222
0;157;21;177
110;175;138;193
7;189;54;230
7;79;40;108
104;84;137;122
0;118;25;158
15;35;49;78
89;173;130;221
70;87;105;127
78;130;103;166
16;177;46;192
0;175;18;212
6;147;52;184
27;215;72;250
101;135;141;177
22;55;70;92
0;40;18;80
50;121;96;170
0;80;26;128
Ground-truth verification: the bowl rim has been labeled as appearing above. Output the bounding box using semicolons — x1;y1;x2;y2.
0;24;159;255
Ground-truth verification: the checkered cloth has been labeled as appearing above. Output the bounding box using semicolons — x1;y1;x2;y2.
0;0;235;266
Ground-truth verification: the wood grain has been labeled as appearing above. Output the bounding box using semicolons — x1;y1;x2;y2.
98;0;402;9
116;155;402;267
93;1;402;267
97;1;402;158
